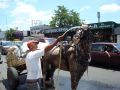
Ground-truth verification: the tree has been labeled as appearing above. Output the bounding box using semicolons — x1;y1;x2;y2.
5;28;16;41
68;10;82;26
50;6;83;28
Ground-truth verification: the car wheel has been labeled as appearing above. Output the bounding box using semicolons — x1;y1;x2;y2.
7;67;19;90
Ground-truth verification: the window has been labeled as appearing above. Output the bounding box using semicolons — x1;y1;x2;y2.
91;44;104;52
112;47;118;53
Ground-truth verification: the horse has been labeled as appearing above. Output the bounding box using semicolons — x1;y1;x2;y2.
41;26;92;90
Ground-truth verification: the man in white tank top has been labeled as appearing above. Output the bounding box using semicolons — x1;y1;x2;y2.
25;34;65;90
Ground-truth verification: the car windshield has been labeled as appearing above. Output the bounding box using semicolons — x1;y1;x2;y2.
2;41;12;46
114;43;120;51
12;41;23;46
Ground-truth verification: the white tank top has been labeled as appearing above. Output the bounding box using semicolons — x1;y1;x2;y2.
25;49;44;79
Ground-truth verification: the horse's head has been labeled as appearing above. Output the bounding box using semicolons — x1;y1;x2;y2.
73;25;90;45
71;25;92;63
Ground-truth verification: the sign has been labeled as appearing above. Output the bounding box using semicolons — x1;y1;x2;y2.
43;28;68;33
88;21;116;29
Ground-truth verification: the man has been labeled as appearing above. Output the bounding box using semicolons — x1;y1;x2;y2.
25;34;65;90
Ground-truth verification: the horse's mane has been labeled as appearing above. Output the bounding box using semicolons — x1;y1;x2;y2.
79;29;92;53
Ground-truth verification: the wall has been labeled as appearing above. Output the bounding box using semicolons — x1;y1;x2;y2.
0;32;5;40
117;35;120;43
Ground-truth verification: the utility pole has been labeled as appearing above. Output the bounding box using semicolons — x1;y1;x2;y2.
97;12;100;23
6;16;8;30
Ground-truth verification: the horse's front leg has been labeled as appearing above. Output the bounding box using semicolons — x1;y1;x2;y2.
70;64;88;90
70;71;79;90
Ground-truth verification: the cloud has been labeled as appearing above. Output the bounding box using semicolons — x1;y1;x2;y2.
10;1;53;30
80;6;91;12
0;2;9;8
99;4;120;13
84;20;90;24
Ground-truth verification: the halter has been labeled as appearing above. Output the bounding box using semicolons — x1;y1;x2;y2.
73;28;90;64
76;29;84;39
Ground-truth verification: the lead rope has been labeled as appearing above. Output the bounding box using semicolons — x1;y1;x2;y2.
87;53;91;78
56;42;62;89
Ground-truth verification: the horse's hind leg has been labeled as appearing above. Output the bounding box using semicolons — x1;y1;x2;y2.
45;64;55;89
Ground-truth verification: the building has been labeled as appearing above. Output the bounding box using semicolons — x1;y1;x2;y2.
30;25;51;36
30;21;120;43
88;21;120;43
0;31;5;40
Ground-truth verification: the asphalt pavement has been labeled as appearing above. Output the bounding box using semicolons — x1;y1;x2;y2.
0;55;120;90
0;55;8;90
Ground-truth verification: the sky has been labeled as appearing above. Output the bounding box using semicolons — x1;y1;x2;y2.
0;0;120;31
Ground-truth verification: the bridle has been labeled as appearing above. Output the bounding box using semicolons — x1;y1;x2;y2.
73;28;90;64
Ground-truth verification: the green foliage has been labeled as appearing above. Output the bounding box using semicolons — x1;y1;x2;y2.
5;28;16;41
50;6;83;28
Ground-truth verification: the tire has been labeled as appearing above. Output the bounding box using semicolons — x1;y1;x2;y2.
7;67;19;90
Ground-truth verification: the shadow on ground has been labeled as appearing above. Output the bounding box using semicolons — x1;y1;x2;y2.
2;79;11;90
2;74;27;90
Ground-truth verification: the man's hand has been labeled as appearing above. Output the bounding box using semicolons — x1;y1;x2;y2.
57;35;64;42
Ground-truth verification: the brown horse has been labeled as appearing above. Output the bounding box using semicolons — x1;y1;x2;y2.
42;26;92;90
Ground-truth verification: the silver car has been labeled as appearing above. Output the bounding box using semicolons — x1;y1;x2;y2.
0;41;13;55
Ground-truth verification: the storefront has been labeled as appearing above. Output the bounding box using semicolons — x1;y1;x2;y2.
88;21;120;43
32;21;120;43
41;27;69;38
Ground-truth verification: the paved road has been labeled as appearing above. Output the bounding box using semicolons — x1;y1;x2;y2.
0;55;120;90
54;68;120;90
0;55;8;90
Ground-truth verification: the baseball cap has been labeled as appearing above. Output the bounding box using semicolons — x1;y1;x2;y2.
27;40;39;48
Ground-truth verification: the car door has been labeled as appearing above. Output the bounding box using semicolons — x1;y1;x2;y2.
108;45;120;69
91;44;109;66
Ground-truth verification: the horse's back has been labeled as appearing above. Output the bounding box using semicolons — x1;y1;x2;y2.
49;46;60;55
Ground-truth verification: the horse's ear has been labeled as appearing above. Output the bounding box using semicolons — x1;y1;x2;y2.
87;28;94;43
80;28;93;42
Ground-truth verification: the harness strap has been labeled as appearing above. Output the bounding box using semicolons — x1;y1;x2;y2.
56;43;62;89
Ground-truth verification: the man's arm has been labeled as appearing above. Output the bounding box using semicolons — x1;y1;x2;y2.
44;35;64;53
105;50;111;58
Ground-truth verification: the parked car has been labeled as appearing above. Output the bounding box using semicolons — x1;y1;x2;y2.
0;52;3;64
20;38;56;55
90;42;120;71
0;41;13;55
38;37;56;44
37;37;56;49
12;41;23;46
